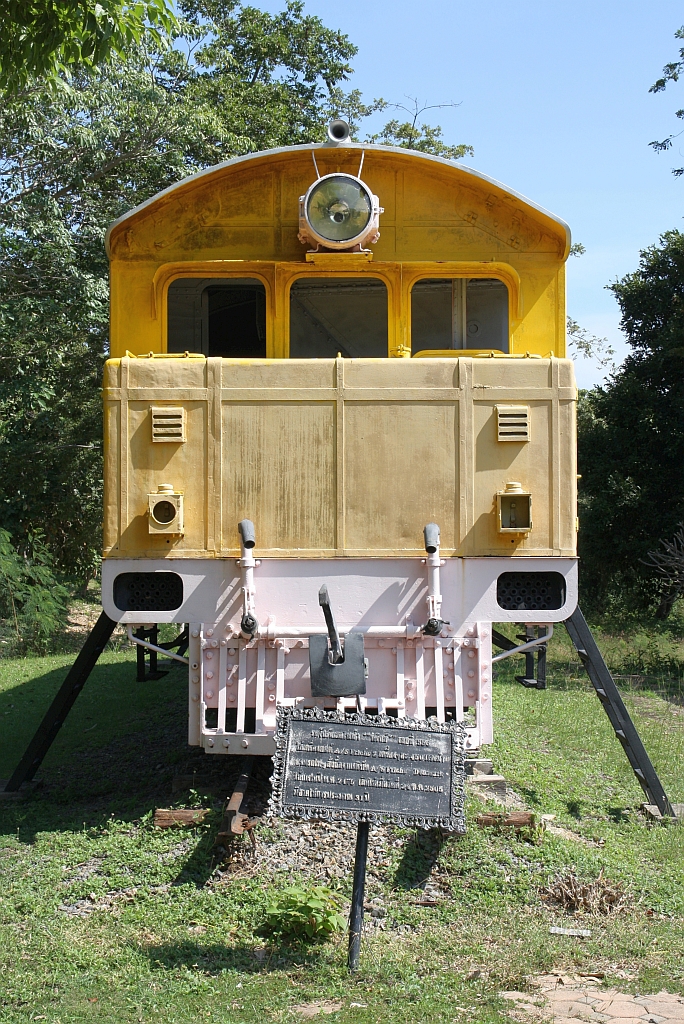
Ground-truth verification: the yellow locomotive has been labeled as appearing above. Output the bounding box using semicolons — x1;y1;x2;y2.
101;120;577;759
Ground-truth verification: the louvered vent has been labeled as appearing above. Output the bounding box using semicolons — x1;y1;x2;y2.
151;406;186;443
496;405;530;442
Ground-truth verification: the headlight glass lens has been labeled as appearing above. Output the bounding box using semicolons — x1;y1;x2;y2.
306;175;371;241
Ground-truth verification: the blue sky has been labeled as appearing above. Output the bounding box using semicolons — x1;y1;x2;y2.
259;0;684;387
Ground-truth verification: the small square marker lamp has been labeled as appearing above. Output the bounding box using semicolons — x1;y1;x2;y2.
148;483;184;535
497;481;532;533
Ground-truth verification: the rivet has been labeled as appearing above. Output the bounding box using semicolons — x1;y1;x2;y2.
205;690;214;699
192;675;200;684
191;630;199;638
468;650;476;659
468;689;475;698
206;671;213;680
468;670;475;678
228;694;236;702
211;640;218;648
446;690;454;700
221;639;228;646
223;738;230;747
206;629;214;637
378;639;385;647
466;627;475;636
191;694;199;702
241;739;249;748
207;738;214;747
228;648;237;655
205;651;213;660
481;629;489;638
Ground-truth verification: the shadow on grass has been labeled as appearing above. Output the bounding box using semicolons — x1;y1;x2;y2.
0;656;248;844
392;828;444;890
145;938;334;975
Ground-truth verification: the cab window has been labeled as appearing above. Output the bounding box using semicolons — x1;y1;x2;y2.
167;278;266;357
289;277;388;358
411;278;508;353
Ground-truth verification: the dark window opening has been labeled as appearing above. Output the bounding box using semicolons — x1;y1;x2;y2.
289;277;388;358
411;278;508;354
167;278;266;357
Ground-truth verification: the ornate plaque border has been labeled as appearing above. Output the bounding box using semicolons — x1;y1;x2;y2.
269;706;466;832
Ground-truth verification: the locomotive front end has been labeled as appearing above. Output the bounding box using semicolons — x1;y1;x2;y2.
102;126;577;758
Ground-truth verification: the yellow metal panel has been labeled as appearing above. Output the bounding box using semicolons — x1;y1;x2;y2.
470;401;552;554
221;401;336;552
102;355;576;559
344;401;458;553
124;400;208;555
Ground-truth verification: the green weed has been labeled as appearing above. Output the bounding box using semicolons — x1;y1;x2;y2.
264;884;347;940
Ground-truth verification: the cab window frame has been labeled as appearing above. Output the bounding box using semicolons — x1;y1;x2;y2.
408;273;512;355
283;270;394;359
162;268;274;357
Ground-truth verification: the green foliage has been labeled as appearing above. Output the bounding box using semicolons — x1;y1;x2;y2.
0;0;178;92
578;230;684;616
366;98;473;160
650;25;684;175
264;884;346;940
0;528;68;648
0;3;360;589
0;2;471;600
567;317;615;368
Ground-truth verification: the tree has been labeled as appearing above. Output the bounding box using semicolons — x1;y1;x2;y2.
577;230;684;616
649;25;684;175
642;523;684;612
0;2;362;589
0;1;178;92
0;1;473;597
366;98;474;160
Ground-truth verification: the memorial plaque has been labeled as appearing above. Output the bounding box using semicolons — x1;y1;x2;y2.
270;707;466;832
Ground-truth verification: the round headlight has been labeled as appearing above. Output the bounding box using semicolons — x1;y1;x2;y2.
306;174;372;243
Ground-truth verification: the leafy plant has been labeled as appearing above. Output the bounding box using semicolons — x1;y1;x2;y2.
264;884;346;941
0;528;68;649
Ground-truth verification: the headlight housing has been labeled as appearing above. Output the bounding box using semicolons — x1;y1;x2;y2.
298;172;382;252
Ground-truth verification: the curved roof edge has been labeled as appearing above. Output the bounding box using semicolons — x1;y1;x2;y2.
105;142;571;258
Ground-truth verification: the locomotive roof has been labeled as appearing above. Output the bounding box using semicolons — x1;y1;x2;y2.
105;142;571;259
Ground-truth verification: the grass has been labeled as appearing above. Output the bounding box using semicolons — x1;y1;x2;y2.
0;618;683;1024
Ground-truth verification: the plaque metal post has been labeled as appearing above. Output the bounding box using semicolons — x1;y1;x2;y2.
347;820;370;972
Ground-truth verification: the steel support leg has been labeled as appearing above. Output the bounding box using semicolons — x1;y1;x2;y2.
348;821;370;972
565;607;674;818
3;611;117;793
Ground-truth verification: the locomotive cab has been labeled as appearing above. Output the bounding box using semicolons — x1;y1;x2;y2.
102;125;577;756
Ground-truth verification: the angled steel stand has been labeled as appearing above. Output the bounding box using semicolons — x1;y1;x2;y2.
565;607;674;818
348;821;370;972
492;628;546;688
134;625;189;681
2;610;117;794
